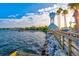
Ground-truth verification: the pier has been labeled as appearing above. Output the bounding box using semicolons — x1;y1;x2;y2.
48;29;79;56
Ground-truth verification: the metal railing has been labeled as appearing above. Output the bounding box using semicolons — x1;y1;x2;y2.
48;30;79;56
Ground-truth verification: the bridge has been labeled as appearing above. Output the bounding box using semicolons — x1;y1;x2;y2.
48;29;79;56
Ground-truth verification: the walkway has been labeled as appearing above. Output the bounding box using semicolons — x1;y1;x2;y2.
48;29;79;56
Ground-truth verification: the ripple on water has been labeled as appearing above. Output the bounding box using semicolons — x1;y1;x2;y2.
0;30;46;56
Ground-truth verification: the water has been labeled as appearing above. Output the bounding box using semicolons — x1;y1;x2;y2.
0;30;46;56
47;32;65;56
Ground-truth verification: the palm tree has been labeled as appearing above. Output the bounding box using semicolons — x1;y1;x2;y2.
62;9;68;28
68;3;79;32
56;8;63;29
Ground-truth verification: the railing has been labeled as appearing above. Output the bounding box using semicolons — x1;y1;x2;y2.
48;30;79;56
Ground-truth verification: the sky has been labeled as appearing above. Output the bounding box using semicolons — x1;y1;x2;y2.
0;3;75;28
0;3;55;28
0;3;55;19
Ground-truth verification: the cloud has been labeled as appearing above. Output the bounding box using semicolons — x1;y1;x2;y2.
0;12;50;28
8;15;16;18
8;14;19;18
26;13;35;16
38;4;68;13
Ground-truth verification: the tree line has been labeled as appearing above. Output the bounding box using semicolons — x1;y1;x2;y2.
0;26;48;33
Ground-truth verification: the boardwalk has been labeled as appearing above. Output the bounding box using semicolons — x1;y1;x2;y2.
48;29;79;56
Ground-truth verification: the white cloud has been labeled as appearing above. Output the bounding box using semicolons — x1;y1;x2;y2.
26;13;35;16
8;15;16;18
0;12;50;28
38;8;45;12
8;14;19;18
38;4;68;13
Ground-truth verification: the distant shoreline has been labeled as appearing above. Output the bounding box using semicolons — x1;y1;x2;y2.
0;26;48;33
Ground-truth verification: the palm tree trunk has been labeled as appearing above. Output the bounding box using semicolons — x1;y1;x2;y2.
74;9;79;32
57;15;61;29
64;15;67;28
